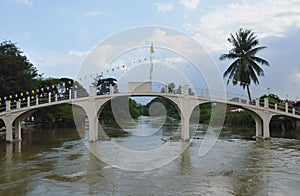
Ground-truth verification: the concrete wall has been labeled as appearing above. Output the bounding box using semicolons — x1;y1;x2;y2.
128;82;152;93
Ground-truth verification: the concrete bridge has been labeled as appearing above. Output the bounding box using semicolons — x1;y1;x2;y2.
0;84;300;142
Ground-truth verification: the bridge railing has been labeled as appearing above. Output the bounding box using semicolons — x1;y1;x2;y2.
1;85;299;117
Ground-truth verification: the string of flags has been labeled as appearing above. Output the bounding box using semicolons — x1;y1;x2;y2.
0;80;75;104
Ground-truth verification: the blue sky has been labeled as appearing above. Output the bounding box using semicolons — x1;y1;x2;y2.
1;0;300;101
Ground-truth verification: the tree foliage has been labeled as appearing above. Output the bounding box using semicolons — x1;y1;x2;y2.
0;41;39;97
93;75;118;95
220;28;269;101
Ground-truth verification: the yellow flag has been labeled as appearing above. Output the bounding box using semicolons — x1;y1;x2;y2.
150;43;154;54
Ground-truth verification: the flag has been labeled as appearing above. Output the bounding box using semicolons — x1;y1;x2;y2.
150;43;154;54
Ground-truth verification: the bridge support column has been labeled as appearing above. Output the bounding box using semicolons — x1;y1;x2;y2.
15;118;22;141
253;115;263;138
181;115;190;141
262;116;271;139
88;115;98;142
179;95;196;141
5;122;13;142
87;86;98;142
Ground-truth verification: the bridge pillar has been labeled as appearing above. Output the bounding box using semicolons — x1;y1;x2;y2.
262;115;271;139
179;97;196;141
5;121;13;142
15;118;22;141
87;86;98;142
253;115;263;138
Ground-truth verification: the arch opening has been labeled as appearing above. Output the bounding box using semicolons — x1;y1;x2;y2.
97;95;182;141
270;115;300;139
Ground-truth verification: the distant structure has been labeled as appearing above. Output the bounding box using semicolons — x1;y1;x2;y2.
149;43;154;81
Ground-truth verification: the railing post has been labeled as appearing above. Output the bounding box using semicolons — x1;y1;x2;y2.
275;103;278;110
293;108;295;115
27;97;30;107
55;94;58;102
74;91;77;99
36;96;39;106
48;92;51;103
206;88;209;98
89;86;96;97
69;89;72;99
109;84;114;94
239;97;242;103
285;102;289;113
165;85;169;93
264;98;269;108
201;89;204;97
181;85;189;95
5;100;11;111
17;101;21;109
256;98;259;107
246;98;250;105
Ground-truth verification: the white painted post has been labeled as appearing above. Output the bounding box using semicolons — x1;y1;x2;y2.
256;98;259;107
246;98;250;105
69;89;72;99
55;94;58;102
293;108;295;115
206;88;209;98
201;89;204;97
239;97;242;103
165;85;169;93
48;92;51;103
74;91;77;99
5;100;11;111
36;96;39;105
27;97;30;107
16;101;21;109
285;102;289;113
89;86;96;97
275;104;278;110
109;84;114;94
181;85;189;95
264;98;269;108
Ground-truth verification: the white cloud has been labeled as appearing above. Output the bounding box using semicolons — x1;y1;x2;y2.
296;73;300;80
179;0;200;10
154;3;173;12
189;0;300;52
68;50;88;58
12;0;33;6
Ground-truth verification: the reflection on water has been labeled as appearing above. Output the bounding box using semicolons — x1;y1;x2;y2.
0;116;300;195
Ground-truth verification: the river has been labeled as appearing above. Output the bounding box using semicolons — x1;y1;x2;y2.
0;116;300;195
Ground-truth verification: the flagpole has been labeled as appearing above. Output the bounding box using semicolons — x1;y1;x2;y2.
149;43;154;82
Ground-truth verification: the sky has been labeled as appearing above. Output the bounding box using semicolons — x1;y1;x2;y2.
1;0;300;101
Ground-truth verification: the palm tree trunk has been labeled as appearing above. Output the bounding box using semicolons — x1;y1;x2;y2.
246;85;252;102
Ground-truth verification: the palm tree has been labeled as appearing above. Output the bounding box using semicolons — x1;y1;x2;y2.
220;28;269;101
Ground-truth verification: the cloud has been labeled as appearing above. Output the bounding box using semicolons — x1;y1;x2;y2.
154;3;173;12
12;0;33;6
295;73;300;80
68;50;88;58
188;0;300;52
179;0;200;10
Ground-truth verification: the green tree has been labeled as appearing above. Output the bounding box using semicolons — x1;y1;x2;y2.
93;75;117;95
220;28;269;101
0;41;39;97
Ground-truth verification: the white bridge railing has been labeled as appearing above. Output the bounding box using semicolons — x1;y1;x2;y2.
0;85;299;118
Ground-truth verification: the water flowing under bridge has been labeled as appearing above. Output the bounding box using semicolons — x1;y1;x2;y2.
0;84;299;142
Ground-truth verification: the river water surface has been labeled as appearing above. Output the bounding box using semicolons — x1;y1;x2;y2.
0;116;300;195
